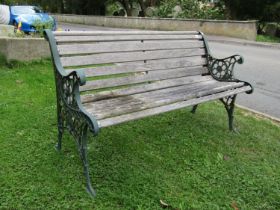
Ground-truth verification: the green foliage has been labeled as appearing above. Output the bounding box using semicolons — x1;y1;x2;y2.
0;54;8;66
0;60;280;209
262;2;280;23
156;0;224;19
256;35;280;43
32;19;54;37
220;0;280;22
105;0;126;16
14;30;25;38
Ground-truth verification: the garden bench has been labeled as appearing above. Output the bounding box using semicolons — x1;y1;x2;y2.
44;29;253;197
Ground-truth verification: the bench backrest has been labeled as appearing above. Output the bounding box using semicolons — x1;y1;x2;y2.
52;31;209;93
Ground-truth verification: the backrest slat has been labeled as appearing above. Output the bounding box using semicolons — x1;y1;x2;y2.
54;30;208;92
61;48;206;67
80;66;204;91
66;56;206;77
58;40;204;56
54;30;199;36
56;34;202;43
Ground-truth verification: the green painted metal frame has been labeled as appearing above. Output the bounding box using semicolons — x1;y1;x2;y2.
44;29;99;197
195;31;253;131
44;29;253;197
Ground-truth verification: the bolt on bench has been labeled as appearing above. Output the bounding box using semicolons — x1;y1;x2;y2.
44;29;253;196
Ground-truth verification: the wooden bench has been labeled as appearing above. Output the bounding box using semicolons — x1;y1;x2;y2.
44;29;253;196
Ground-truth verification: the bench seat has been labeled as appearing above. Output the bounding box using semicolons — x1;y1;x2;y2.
82;76;250;127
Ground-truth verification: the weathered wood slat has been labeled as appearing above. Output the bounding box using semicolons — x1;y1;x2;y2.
54;30;199;36
58;40;204;55
61;48;206;67
97;86;251;128
56;34;203;43
85;81;245;120
81;75;213;103
80;67;204;91
67;56;207;77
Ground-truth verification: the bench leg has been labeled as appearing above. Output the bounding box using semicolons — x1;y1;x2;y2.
56;126;63;151
219;95;237;131
191;105;198;114
78;126;96;198
56;106;64;151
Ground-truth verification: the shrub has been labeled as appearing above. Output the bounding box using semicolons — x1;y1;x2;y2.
32;19;54;37
156;0;224;19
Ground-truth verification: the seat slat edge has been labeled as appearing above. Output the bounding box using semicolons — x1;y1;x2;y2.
85;81;245;120
98;86;251;128
81;75;214;103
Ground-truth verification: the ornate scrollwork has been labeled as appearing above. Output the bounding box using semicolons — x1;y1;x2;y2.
219;94;237;131
55;70;99;139
208;55;244;81
54;69;98;197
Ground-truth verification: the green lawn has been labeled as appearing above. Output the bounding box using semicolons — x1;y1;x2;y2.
0;60;279;210
256;35;280;43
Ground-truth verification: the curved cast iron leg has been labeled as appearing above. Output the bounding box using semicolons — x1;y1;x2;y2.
55;106;63;151
79;127;96;197
219;95;237;131
191;105;198;114
56;125;63;151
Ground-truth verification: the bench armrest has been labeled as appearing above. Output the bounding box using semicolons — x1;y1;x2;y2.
44;29;99;135
207;54;243;82
207;54;253;94
56;70;99;135
198;31;253;94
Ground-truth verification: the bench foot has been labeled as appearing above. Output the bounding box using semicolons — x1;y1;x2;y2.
191;105;198;114
55;128;63;151
220;95;237;131
55;124;64;151
86;182;96;198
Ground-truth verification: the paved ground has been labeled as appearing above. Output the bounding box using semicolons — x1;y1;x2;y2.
209;42;280;119
58;22;280;119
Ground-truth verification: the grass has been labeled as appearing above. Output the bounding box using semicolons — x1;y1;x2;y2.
0;60;280;210
256;34;280;43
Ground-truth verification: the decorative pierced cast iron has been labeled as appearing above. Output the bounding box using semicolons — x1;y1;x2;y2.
56;72;97;139
219;95;237;131
55;65;98;196
208;54;244;82
194;32;253;130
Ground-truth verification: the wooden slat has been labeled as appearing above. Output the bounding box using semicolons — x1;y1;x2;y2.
56;34;203;43
85;81;245;120
67;56;206;77
61;48;206;67
58;40;204;55
81;75;214;103
54;30;199;36
146;57;208;75
97;86;252;128
80;67;204;91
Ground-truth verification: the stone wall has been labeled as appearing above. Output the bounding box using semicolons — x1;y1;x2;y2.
53;14;257;40
0;37;50;61
0;24;14;37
